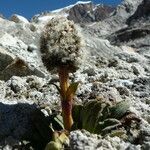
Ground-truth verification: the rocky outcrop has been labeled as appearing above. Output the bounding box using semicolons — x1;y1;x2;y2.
127;0;150;25
10;14;29;24
31;1;114;24
0;57;44;81
67;2;95;23
84;0;143;37
0;17;39;46
0;47;15;71
67;2;114;23
107;0;150;55
0;18;45;81
107;24;150;45
0;47;44;81
93;5;114;22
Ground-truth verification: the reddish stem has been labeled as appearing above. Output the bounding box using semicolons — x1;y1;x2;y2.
58;67;73;131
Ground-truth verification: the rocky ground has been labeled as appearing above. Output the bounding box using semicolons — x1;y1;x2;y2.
0;0;150;149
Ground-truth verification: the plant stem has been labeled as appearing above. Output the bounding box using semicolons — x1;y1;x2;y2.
58;67;69;98
58;67;73;131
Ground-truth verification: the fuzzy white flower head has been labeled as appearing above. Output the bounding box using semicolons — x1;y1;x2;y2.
40;17;85;73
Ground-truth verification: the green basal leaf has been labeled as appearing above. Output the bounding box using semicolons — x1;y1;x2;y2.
72;104;83;130
45;131;69;150
53;115;64;130
45;141;62;150
72;100;137;139
102;118;121;127
85;102;103;133
101;119;122;135
48;113;64;131
110;101;130;119
56;132;69;144
81;100;98;130
94;118;121;134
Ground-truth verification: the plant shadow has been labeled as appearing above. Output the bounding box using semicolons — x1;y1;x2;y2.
0;102;53;150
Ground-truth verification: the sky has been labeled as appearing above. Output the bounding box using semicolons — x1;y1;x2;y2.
0;0;122;19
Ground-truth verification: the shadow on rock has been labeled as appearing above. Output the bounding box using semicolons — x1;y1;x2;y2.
0;102;52;150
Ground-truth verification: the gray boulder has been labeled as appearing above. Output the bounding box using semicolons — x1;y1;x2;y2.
0;58;44;81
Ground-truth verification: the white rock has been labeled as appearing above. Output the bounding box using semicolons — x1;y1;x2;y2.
0;32;27;51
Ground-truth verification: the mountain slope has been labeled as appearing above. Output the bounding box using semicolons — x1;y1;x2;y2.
31;1;115;24
107;0;150;56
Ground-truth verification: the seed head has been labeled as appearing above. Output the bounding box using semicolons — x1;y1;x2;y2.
40;17;84;73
